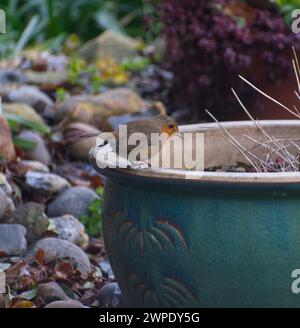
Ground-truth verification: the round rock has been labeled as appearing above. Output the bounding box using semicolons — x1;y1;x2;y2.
37;282;70;304
0;189;8;220
27;238;91;274
0;224;27;256
45;300;86;308
47;187;99;218
25;171;70;194
9;202;49;243
97;283;124;308
49;214;88;247
18;130;51;165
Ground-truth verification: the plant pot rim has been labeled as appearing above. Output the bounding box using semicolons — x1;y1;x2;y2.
90;120;300;185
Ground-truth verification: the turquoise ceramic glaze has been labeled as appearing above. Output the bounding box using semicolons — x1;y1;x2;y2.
91;121;300;308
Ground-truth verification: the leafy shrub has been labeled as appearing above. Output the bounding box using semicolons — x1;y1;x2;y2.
276;0;300;23
160;0;300;119
0;0;145;58
80;187;104;237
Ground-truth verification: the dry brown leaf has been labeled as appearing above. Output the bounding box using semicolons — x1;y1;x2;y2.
35;248;45;267
12;300;36;308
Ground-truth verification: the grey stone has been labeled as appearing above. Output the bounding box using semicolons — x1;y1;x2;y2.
99;258;115;280
0;224;27;256
47;187;99;218
64;122;100;161
49;214;88;247
8;86;53;110
24;70;68;86
25;171;70;194
0;173;13;196
97;283;123;308
18;130;51;165
0;69;25;84
19;160;49;173
0;189;8;220
37;282;70;304
9;203;49;243
79;30;140;63
45;300;86;308
28;238;91;274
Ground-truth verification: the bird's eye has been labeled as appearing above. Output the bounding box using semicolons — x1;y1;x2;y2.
98;140;109;148
168;124;174;129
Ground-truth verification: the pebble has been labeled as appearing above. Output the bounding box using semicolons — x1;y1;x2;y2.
47;187;99;218
0;69;25;84
25;171;70;194
27;238;91;274
64;122;100;161
8;86;54;111
49;214;88;247
97;283;123;308
44;300;86;308
19;160;49;173
37;282;70;303
0;173;13;196
0;189;8;220
78;30;140;63
0;224;27;256
24;70;68;87
18;130;51;165
3;103;45;125
99;258;115;280
9;202;49;243
0;112;16;162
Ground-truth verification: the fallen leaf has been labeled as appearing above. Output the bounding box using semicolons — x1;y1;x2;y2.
35;248;45;267
54;261;73;280
6;261;27;283
12;300;36;308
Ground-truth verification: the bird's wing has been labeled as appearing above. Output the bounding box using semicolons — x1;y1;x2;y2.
116;120;161;153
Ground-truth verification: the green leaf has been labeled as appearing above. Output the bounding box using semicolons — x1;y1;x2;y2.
13;137;37;150
3;113;51;134
14;15;40;57
59;284;76;299
121;57;151;72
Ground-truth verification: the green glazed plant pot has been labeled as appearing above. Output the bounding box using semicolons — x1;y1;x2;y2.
91;120;300;308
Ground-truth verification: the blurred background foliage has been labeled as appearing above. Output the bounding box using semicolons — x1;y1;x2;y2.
0;0;148;58
276;0;300;23
0;0;299;120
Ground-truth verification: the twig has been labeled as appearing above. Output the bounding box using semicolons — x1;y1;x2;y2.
239;75;300;119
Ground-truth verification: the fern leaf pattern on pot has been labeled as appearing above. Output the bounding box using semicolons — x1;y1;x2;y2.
114;211;189;255
128;273;198;308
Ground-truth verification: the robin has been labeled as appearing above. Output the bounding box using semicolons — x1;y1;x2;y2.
88;114;179;168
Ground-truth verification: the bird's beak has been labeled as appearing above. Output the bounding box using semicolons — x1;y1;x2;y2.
162;125;179;137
